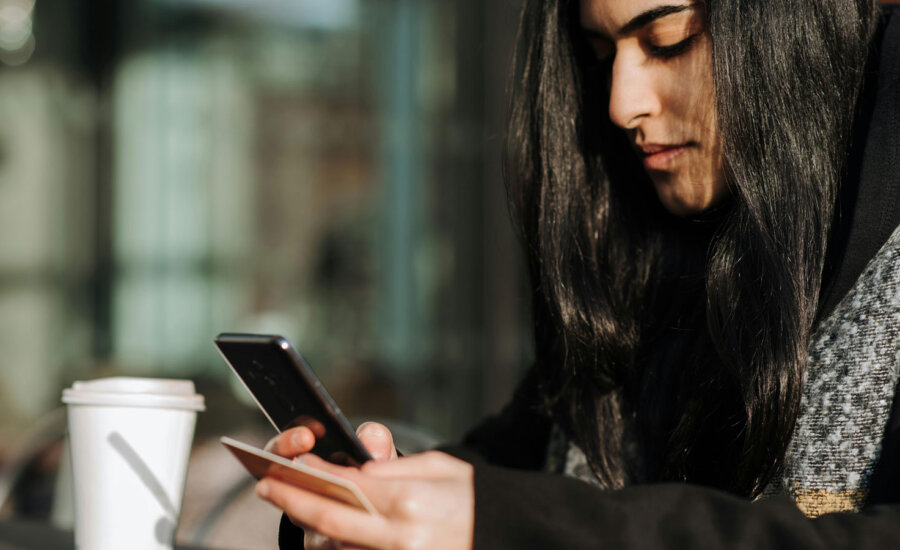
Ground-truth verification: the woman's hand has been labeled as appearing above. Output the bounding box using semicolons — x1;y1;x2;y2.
265;422;400;548
266;421;399;462
257;450;474;550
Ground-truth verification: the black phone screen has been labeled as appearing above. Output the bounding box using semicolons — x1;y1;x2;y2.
215;333;372;466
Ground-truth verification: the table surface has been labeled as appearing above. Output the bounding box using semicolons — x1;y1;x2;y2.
0;519;211;550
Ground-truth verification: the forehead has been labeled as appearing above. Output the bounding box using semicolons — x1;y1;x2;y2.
579;0;696;35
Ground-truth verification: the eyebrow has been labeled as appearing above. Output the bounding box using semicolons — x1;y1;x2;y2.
581;5;695;39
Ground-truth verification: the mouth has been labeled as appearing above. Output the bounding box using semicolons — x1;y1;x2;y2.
638;142;693;171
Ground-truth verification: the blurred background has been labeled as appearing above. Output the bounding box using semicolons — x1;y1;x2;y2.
0;0;530;547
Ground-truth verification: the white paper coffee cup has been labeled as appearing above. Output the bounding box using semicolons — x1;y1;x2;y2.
62;377;205;550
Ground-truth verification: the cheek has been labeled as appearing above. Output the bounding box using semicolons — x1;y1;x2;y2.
678;40;722;191
666;37;716;125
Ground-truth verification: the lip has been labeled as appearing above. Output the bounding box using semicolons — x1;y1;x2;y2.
639;143;690;171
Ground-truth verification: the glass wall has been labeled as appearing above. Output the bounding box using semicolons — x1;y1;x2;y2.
0;0;529;541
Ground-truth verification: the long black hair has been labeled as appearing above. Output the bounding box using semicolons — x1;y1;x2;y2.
505;0;880;496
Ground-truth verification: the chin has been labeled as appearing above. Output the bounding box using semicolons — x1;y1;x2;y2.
653;177;728;218
656;190;714;218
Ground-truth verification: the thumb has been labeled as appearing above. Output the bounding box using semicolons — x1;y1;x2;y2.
356;422;398;461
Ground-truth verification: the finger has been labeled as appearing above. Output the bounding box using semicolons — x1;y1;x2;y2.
289;453;456;517
356;422;398;461
360;450;469;479
269;426;317;458
257;477;395;550
295;453;367;483
289;454;405;515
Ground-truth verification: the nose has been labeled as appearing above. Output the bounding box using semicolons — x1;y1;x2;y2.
607;55;662;130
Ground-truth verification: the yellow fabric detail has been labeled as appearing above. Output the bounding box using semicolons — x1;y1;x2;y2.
791;488;867;518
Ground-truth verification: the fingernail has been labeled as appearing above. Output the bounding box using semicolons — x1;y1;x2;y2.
291;431;301;448
360;423;382;438
256;481;270;498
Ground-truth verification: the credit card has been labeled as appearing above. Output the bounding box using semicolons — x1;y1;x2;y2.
220;436;378;515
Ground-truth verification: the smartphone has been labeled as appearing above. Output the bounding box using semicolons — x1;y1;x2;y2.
214;333;372;466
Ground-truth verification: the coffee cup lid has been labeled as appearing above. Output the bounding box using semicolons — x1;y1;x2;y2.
61;377;205;411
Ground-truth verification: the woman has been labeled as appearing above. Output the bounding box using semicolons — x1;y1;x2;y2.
260;0;900;547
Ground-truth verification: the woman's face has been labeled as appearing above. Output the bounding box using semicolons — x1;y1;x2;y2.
579;0;726;216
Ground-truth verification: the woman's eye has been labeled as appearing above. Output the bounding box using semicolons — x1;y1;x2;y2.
648;33;699;59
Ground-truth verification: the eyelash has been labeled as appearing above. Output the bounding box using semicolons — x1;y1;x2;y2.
584;32;700;80
648;33;700;59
